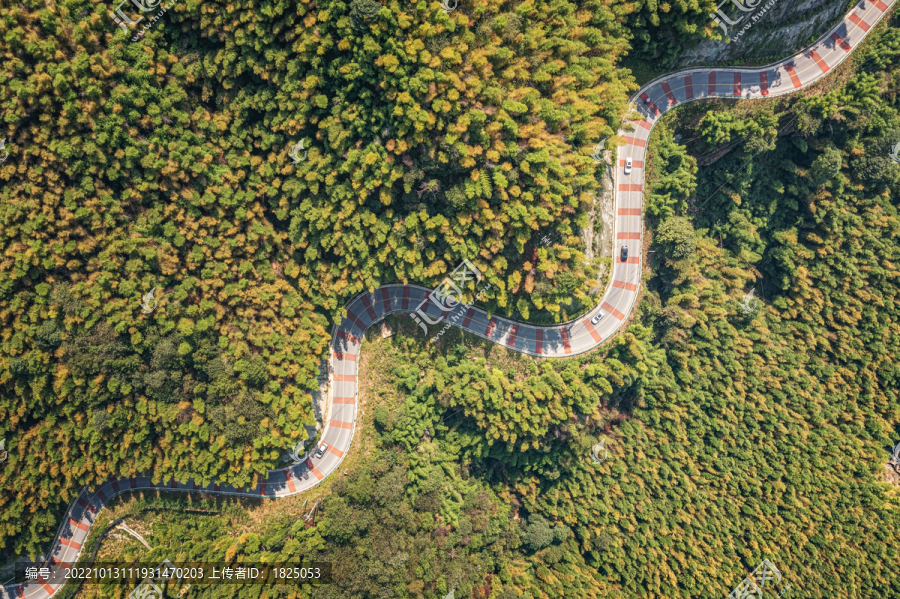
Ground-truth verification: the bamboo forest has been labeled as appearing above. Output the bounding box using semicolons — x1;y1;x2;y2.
1;0;899;597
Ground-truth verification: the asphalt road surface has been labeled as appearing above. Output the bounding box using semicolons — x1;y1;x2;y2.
3;0;894;595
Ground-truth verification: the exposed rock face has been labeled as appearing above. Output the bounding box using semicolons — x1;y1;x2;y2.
581;151;614;295
679;0;846;65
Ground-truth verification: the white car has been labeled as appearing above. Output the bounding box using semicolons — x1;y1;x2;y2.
315;443;328;459
624;157;632;175
591;310;607;325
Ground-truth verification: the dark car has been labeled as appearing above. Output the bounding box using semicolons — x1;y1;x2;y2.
621;245;629;261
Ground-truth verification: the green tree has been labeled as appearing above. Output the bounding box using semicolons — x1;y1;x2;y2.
654;216;696;260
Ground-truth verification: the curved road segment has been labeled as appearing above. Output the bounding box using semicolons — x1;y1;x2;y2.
3;1;894;596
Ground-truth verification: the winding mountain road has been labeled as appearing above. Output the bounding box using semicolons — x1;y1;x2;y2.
3;1;894;596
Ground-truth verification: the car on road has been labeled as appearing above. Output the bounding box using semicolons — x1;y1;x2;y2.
644;96;651;104
315;443;328;459
624;157;632;175
621;245;628;261
591;310;607;325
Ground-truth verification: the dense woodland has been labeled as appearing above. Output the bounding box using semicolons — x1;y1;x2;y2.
292;23;900;596
47;21;900;596
0;0;669;555
2;0;900;597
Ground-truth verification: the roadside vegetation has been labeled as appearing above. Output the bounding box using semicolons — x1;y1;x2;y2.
0;0;653;556
2;1;900;598
300;21;900;595
0;0;734;558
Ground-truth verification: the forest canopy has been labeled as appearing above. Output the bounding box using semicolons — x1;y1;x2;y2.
3;6;899;599
0;0;696;557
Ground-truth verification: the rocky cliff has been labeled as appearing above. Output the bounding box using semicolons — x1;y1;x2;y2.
678;0;851;65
